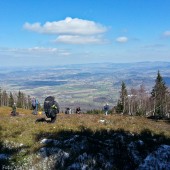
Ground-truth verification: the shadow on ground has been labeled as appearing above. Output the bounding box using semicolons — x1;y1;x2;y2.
33;127;170;170
1;121;170;170
0;125;29;169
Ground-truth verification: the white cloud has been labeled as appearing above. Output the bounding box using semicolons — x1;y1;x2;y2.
23;22;41;32
163;31;170;37
116;36;128;43
23;17;107;35
27;47;58;53
55;35;104;44
0;47;70;57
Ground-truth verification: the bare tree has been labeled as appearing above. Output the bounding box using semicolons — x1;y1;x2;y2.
1;90;9;106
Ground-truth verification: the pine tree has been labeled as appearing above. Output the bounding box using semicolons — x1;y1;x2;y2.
115;100;123;113
121;81;128;114
116;81;128;114
151;71;168;117
9;92;14;107
21;92;26;109
17;90;22;108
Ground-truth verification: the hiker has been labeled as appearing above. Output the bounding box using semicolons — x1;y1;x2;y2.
32;97;39;115
76;107;81;114
103;103;109;116
65;108;72;114
11;102;17;116
44;96;59;123
68;108;72;114
35;99;39;114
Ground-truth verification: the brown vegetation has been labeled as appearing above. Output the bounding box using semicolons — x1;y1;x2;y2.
0;107;170;151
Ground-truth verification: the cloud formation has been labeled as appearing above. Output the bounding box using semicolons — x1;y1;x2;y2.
23;17;107;35
163;31;170;37
55;35;104;44
23;17;107;45
0;47;70;57
116;36;128;43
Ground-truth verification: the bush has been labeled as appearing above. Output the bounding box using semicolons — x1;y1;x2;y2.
86;109;103;114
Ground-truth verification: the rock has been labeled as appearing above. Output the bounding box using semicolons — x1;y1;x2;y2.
138;145;170;170
99;119;105;123
0;154;9;160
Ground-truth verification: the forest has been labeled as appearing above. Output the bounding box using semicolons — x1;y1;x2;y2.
115;71;170;119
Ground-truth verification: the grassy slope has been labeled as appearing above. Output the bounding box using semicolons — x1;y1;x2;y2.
0;106;170;152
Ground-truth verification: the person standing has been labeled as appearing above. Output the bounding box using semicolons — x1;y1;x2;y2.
35;99;39;115
103;103;109;116
32;97;39;115
11;102;17;116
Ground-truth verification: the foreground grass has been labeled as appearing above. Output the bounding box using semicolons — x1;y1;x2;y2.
0;106;170;169
0;106;170;150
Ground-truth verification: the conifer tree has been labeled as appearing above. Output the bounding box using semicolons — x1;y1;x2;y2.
121;81;128;114
151;71;168;117
21;92;26;109
17;90;22;108
9;92;14;107
116;81;128;114
115;100;123;113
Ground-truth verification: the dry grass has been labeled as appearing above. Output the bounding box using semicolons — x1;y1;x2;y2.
0;106;170;152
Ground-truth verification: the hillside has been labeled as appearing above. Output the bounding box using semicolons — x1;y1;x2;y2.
0;107;170;169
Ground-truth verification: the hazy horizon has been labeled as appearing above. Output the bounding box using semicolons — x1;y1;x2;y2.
0;61;170;69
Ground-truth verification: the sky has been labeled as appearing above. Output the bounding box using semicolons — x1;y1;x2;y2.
0;0;170;67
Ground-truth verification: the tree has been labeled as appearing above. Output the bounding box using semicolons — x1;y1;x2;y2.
129;88;138;116
1;90;8;106
27;95;32;109
115;100;123;113
116;81;128;114
9;92;14;107
17;90;22;108
136;84;150;116
151;71;168;117
120;81;128;114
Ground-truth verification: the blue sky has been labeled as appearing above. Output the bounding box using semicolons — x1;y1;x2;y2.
0;0;170;66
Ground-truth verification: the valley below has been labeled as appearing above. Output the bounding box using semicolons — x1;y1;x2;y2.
0;62;170;111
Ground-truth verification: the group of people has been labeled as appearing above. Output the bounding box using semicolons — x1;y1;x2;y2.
64;104;109;115
11;96;110;122
11;97;39;116
65;107;81;114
